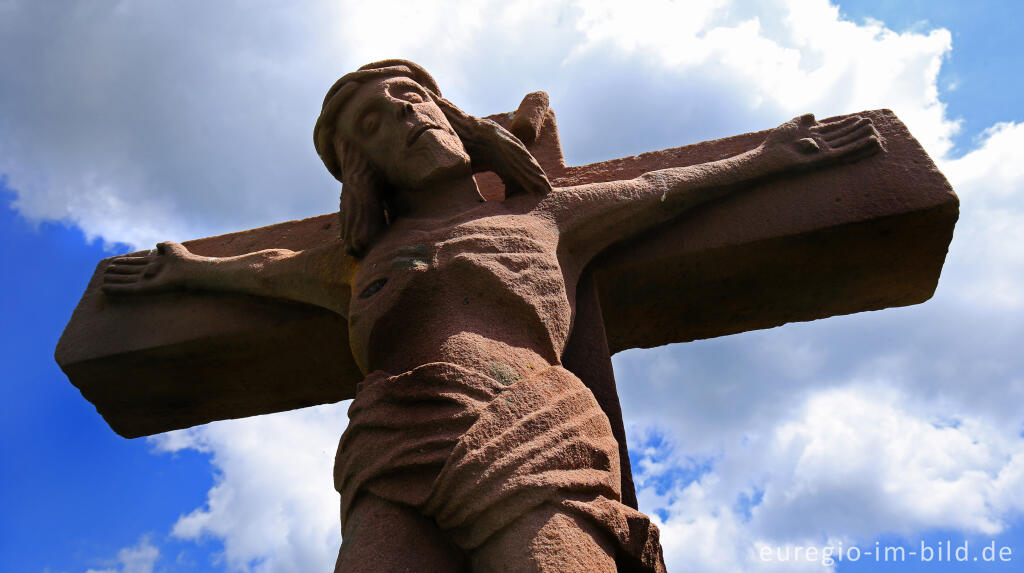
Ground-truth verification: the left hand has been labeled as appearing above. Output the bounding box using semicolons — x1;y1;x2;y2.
759;113;883;169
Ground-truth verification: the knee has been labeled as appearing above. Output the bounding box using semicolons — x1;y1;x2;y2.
471;504;616;573
337;495;466;573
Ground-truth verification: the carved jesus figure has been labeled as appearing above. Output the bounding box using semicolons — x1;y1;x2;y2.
102;60;881;572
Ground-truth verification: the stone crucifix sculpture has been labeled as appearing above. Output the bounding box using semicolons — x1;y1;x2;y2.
56;60;958;572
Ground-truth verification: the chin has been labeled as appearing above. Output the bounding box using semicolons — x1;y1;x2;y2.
421;156;472;187
404;135;472;188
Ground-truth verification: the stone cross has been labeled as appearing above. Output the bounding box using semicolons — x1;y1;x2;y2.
56;77;957;570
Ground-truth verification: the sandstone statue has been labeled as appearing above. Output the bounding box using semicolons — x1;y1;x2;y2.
59;59;959;572
100;60;883;571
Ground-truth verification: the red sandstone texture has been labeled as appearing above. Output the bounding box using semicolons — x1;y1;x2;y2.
56;60;957;572
56;109;956;440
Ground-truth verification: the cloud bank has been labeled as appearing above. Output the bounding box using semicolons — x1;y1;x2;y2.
3;0;956;248
84;536;160;573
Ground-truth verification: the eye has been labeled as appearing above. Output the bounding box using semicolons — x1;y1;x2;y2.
402;91;424;104
359;111;380;135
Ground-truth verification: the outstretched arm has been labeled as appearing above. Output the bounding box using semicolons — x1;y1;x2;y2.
102;240;353;317
538;114;882;266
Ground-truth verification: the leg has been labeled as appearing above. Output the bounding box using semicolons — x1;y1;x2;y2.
336;494;466;573
470;503;617;573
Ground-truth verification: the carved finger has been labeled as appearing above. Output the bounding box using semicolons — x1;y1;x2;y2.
797;113;816;127
820;118;871;141
812;116;862;135
837;135;882;163
824;122;876;148
103;274;141;284
101;283;143;295
110;256;150;265
105;264;145;275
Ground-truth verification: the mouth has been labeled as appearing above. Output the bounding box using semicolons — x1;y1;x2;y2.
407;123;441;147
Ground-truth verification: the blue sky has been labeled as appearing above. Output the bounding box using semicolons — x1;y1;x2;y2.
2;1;1023;571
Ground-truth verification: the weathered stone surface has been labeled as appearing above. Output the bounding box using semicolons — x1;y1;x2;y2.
56;108;955;440
576;109;957;352
55;217;354;438
54;104;552;439
56;59;957;572
334;362;663;571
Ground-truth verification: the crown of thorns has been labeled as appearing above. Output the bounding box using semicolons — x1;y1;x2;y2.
313;59;441;182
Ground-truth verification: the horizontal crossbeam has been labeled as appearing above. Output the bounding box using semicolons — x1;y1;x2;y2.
56;108;957;438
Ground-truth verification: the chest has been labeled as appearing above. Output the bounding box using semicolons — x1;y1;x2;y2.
351;213;561;303
344;210;572;368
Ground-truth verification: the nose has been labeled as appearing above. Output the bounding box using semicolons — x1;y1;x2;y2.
387;96;413;120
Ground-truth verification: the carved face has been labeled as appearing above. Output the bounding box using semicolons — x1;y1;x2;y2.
334;76;471;190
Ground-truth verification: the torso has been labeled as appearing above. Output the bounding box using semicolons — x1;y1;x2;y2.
346;198;574;379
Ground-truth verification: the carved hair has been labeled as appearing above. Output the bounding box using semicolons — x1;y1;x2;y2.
313;59;551;257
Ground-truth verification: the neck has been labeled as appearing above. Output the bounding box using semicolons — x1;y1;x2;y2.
391;172;484;220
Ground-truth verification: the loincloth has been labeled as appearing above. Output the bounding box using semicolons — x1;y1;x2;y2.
334;362;665;572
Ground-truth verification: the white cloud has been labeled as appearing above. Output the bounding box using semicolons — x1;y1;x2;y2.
2;0;957;248
562;0;957;159
627;385;1024;572
149;403;349;572
84;536;160;573
1;1;349;248
939;121;1024;309
755;387;1023;538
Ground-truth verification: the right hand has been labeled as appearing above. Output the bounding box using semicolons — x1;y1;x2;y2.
102;241;197;296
